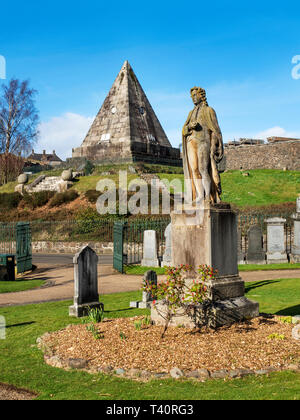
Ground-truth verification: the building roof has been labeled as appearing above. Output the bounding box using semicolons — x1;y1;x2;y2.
27;150;63;163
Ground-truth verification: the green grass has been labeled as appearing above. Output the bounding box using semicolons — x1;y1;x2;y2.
125;263;300;275
245;278;300;316
0;281;300;400
124;265;167;275
0;278;45;293
158;169;300;208
239;263;300;271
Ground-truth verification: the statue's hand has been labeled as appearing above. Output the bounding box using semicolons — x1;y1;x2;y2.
190;121;201;130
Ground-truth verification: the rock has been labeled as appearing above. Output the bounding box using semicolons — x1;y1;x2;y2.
101;365;113;373
186;369;210;380
115;368;125;375
154;372;168;378
127;368;141;377
229;368;254;378
46;355;65;369
18;174;29;184
68;358;88;369
286;364;300;371
211;369;228;379
170;367;184;379
292;315;300;324
292;324;300;340
61;169;73;181
15;184;26;195
140;370;151;378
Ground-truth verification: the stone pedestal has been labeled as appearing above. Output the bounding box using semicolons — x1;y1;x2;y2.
151;203;259;328
265;218;288;263
290;213;300;263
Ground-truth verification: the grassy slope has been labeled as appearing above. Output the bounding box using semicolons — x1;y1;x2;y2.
0;281;300;400
158;169;300;208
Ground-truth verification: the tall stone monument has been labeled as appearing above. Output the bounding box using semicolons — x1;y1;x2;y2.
71;61;181;166
151;86;259;328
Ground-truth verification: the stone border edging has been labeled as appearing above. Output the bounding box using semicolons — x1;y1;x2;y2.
37;329;300;382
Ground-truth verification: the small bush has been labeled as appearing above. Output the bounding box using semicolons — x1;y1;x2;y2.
49;190;79;207
22;191;56;209
84;190;100;204
0;192;22;209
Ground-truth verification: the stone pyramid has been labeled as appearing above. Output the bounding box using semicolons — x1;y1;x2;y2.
72;61;181;166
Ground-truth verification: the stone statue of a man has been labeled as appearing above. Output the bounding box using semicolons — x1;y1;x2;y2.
182;87;224;204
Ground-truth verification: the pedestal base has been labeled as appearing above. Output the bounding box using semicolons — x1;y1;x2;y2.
151;297;260;329
69;302;103;317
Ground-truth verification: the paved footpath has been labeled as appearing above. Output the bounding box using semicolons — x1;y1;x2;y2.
0;265;300;307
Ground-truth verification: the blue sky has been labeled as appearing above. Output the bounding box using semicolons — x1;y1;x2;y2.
1;0;300;159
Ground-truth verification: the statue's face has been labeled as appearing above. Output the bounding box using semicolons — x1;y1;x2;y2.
191;90;202;106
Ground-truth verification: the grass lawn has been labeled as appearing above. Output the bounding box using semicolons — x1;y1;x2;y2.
125;263;300;275
0;278;45;294
158;169;300;208
0;280;300;400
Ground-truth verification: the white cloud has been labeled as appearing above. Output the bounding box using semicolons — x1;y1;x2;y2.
36;112;94;160
254;126;300;140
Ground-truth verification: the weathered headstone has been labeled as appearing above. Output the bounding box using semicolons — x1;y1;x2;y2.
162;223;172;267
141;230;159;267
130;270;157;309
246;225;265;264
237;228;245;264
69;246;103;317
290;196;300;263
265;217;288;263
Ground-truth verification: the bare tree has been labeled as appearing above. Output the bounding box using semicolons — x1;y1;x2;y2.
0;79;39;156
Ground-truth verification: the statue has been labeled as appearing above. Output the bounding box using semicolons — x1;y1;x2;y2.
182;87;224;205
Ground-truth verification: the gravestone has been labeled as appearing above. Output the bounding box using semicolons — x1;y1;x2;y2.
290;197;300;263
246;225;265;264
237;228;245;264
265;217;288;263
141;230;159;267
130;270;157;309
162;223;172;267
69;246;103;317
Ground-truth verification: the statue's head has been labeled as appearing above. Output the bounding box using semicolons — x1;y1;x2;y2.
190;87;208;106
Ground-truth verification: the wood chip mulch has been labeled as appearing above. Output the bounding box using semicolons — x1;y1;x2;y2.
42;315;300;374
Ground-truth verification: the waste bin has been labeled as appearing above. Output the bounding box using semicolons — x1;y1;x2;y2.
0;254;16;281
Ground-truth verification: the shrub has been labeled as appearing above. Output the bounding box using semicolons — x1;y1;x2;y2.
0;192;22;209
22;191;55;209
49;189;79;207
84;190;100;204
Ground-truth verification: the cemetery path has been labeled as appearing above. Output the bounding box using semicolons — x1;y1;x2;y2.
0;265;300;307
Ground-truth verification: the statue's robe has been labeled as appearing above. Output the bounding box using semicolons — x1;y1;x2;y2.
182;104;224;204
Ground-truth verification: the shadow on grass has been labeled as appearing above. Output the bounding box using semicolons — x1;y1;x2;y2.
275;305;300;316
6;321;35;328
245;280;280;293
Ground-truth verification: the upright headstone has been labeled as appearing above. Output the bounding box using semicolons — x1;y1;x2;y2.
246;225;265;264
290;196;300;263
141;230;159;267
162;223;172;267
130;270;158;309
265;218;288;263
69;246;103;317
237;228;245;264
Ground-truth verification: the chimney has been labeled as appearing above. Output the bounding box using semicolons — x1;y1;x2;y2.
53;150;56;155
32;149;34;154
43;150;46;155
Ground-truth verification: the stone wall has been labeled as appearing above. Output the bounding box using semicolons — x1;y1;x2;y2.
32;241;113;254
224;141;300;171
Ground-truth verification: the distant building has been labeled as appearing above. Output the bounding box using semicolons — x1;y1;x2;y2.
27;150;63;166
71;60;181;166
